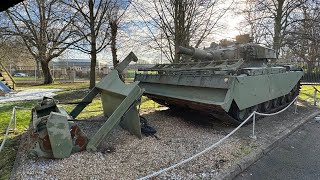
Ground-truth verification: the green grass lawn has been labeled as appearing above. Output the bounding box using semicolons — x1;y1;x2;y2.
0;101;37;179
299;85;320;101
13;76;37;81
17;82;90;90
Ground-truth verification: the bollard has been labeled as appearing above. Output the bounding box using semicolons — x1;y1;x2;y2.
314;88;317;106
250;112;257;140
13;107;16;132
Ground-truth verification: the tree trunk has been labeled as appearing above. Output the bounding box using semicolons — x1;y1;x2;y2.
306;61;313;74
173;0;181;63
36;61;41;78
173;0;189;63
110;20;119;68
110;20;123;81
40;60;53;84
89;51;97;89
273;0;284;58
89;0;96;89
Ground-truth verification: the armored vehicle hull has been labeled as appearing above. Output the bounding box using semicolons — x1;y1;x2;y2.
135;43;302;124
136;66;302;124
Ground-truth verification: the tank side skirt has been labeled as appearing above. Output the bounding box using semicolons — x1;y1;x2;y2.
233;71;303;110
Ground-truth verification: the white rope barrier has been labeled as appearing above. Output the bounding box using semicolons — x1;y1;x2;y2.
0;107;16;152
137;97;298;180
254;96;298;116
0;106;31;153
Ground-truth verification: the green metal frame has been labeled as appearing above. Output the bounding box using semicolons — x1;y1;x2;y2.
69;52;144;152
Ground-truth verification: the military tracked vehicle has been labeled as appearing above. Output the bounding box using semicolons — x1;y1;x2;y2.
134;42;302;124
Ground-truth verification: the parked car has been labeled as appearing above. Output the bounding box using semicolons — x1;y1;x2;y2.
13;73;28;77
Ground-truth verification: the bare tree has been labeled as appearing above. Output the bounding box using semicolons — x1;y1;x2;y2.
131;0;234;63
108;0;130;69
5;0;81;84
65;0;111;89
0;9;38;72
0;36;33;66
286;0;320;72
243;0;307;57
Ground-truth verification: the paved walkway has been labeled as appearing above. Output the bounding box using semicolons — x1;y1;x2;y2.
0;89;61;102
234;118;320;180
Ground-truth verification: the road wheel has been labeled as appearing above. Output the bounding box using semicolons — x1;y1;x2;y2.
229;102;252;122
259;100;272;112
280;96;287;105
272;98;281;108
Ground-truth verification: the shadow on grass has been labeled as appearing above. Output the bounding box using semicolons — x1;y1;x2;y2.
17;82;90;90
54;90;90;102
299;92;315;100
298;98;319;108
0;101;36;112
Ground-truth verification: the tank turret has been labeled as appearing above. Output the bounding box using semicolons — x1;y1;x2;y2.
177;43;276;62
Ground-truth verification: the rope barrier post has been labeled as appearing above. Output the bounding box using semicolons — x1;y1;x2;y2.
314;88;317;106
250;112;257;140
13;107;16;132
0;108;15;152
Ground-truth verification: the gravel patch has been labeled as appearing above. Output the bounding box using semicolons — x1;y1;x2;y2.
12;101;319;179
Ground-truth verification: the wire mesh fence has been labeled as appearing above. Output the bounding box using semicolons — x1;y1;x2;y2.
6;65;138;84
293;60;320;84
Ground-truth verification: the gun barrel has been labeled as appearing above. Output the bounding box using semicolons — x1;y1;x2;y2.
177;46;213;60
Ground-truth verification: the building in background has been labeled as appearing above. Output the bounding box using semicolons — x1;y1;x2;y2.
9;58;110;79
50;58;108;73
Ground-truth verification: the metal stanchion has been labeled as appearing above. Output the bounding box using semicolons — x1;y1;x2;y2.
250;112;257;140
13;107;16;132
314;88;317;106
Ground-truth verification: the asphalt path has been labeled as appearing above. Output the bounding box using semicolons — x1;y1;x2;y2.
234;118;320;180
0;88;60;102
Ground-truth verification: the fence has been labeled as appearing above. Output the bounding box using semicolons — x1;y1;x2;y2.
6;65;138;83
288;59;320;84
